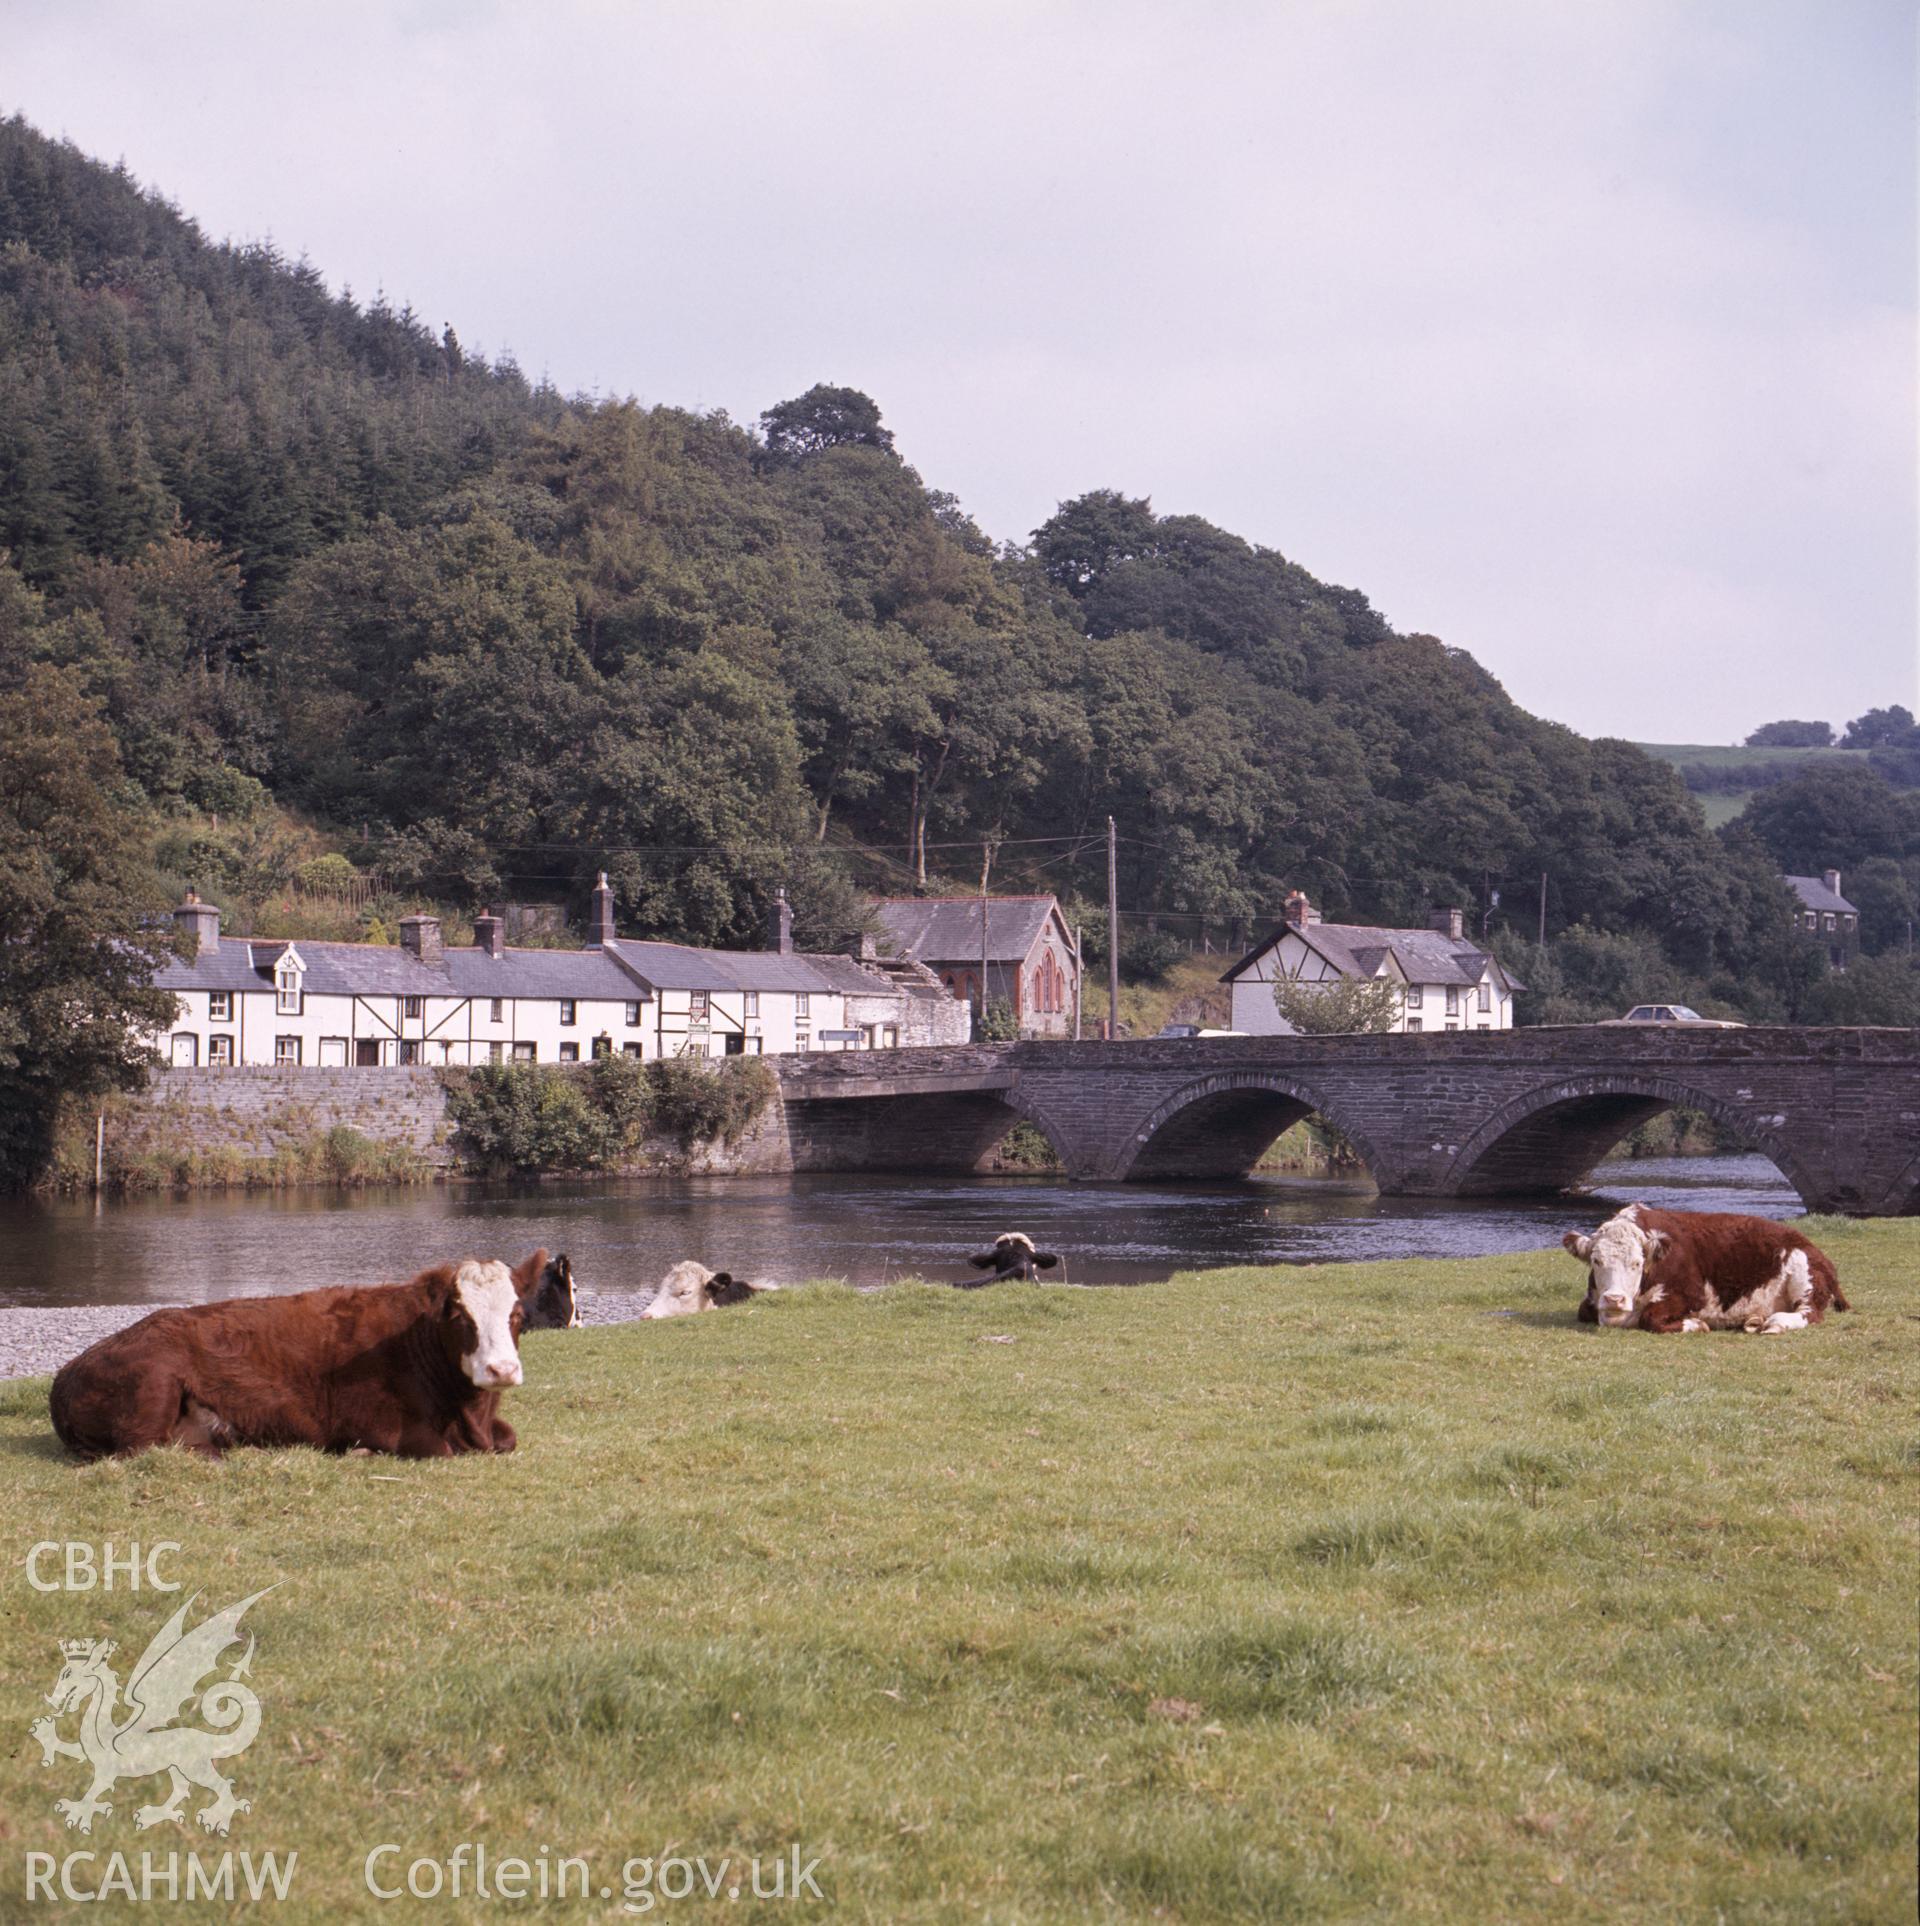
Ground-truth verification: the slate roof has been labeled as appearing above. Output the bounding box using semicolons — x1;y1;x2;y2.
1222;920;1525;992
872;896;1064;965
155;935;898;1002
1785;875;1858;915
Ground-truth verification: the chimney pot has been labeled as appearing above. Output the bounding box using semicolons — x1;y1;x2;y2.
399;913;443;967
1823;868;1841;897
1429;907;1465;941
1284;890;1318;928
769;885;794;955
474;911;505;960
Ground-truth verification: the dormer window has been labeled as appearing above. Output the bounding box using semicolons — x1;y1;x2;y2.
274;954;304;1016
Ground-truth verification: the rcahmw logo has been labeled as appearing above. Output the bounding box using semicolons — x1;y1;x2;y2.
23;1574;297;1903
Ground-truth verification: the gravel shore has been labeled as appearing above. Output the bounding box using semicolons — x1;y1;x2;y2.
0;1290;655;1384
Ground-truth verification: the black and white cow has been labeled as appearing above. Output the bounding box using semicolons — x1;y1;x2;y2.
958;1232;1062;1288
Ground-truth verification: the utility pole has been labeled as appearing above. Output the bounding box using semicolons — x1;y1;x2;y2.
1537;871;1548;947
1072;923;1083;1040
979;840;993;1032
1106;815;1120;1040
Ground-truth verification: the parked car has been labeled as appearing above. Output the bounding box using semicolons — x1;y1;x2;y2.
1601;1004;1745;1028
1156;1023;1201;1039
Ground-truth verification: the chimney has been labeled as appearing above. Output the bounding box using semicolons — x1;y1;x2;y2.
174;889;221;958
769;885;793;955
1823;868;1841;898
858;931;878;960
1429;907;1465;941
474;910;505;960
399;913;443;968
589;872;617;947
1283;889;1318;928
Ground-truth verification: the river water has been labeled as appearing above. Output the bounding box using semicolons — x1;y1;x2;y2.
0;1155;1800;1310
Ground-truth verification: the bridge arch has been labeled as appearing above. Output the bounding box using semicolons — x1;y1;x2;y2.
781;1083;1075;1176
1442;1073;1819;1209
1112;1071;1397;1184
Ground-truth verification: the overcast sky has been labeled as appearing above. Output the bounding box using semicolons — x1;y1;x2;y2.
8;0;1915;742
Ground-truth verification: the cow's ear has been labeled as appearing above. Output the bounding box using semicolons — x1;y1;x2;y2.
510;1248;548;1296
1562;1232;1593;1260
1032;1252;1060;1269
968;1252;998;1269
552;1254;571;1284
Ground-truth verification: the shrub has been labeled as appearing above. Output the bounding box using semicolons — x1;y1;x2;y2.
443;1056;775;1173
295;852;361;895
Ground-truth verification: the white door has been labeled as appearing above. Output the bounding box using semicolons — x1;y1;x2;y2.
171;1034;198;1067
318;1037;347;1067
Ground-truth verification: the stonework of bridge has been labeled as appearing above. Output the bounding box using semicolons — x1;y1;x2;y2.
771;1026;1920;1216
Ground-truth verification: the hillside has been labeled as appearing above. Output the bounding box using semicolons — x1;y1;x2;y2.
3;108;1915;1122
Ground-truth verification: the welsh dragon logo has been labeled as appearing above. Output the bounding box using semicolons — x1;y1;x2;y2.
29;1588;273;1835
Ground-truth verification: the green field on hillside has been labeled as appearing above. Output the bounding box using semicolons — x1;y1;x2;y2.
1634;743;1868;773
2;1228;1914;1922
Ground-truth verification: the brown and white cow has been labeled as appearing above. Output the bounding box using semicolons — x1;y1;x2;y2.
959;1232;1061;1288
515;1249;580;1330
49;1260;527;1461
639;1260;779;1319
1562;1205;1848;1334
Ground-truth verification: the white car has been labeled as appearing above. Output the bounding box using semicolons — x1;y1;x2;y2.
1601;1003;1745;1028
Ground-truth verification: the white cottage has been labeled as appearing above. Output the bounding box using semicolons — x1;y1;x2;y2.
150;880;968;1068
1221;895;1522;1035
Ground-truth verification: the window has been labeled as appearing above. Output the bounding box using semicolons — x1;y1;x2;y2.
591;1035;612;1059
1478;982;1491;1013
1444;986;1459;1015
208;992;232;1021
1823;913;1835;932
558;1042;580;1062
1405;985;1423;1009
795;1034;810;1052
275;1035;301;1065
1406;1018;1423;1033
275;965;301;1016
399;1040;421;1065
622;1042;644;1058
489;1041;505;1063
490;998;505;1023
558;999;576;1026
512;1041;536;1062
1804;911;1818;930
625;1001;642;1026
208;1034;233;1065
689;991;710;1022
744;991;760;1018
404;996;424;1020
1445;1022;1458;1031
794;993;809;1019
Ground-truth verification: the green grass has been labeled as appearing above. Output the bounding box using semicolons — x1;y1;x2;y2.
2;1224;1914;1922
1633;743;1868;773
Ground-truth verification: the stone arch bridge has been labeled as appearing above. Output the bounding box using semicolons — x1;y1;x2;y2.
771;1027;1920;1216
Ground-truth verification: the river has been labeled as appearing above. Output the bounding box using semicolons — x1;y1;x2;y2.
0;1154;1801;1310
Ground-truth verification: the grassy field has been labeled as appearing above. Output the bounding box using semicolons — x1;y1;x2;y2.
1632;743;1868;773
1;1224;1914;1922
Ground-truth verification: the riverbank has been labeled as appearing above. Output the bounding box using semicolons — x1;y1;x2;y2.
3;1223;1912;1919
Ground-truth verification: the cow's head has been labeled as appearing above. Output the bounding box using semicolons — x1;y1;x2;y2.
967;1232;1061;1281
512;1248;580;1330
1562;1210;1669;1327
444;1259;524;1386
641;1260;775;1318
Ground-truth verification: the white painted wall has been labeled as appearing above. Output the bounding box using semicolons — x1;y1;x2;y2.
1228;929;1514;1035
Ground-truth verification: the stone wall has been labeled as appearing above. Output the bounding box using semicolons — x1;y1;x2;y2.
108;1066;457;1168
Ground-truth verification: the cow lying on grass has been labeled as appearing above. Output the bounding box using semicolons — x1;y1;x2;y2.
50;1253;538;1461
959;1232;1062;1288
518;1249;580;1330
640;1261;778;1318
1563;1205;1847;1333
